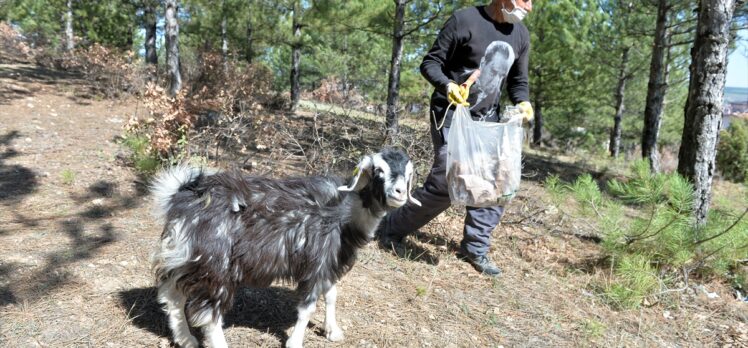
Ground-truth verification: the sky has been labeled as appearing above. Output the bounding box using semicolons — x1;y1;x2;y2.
726;30;748;89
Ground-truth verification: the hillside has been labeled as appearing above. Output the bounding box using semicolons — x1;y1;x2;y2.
1;58;747;347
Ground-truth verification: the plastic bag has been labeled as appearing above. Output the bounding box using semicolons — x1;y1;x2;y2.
446;104;524;207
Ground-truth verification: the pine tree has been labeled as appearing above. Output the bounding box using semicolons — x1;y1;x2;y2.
597;1;651;158
677;0;738;225
143;0;158;68
165;0;182;96
64;0;73;51
384;0;406;140
547;160;747;308
525;0;605;147
289;0;302;112
221;0;228;73
383;1;454;140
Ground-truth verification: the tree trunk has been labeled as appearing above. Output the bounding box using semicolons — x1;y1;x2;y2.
342;33;349;100
221;0;229;74
385;0;406;140
677;0;736;226
533;97;543;147
610;47;630;157
641;0;671;173
246;22;253;63
289;1;301;112
532;67;543;146
125;24;134;51
165;0;182;97
531;14;546;147
245;0;253;63
64;0;74;51
144;0;158;67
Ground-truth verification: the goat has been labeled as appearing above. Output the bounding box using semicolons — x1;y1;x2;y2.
150;148;421;348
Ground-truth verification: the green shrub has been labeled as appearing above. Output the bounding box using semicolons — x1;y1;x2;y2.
546;161;748;309
61;169;76;185
716;119;748;182
579;318;606;339
604;254;659;309
121;134;161;174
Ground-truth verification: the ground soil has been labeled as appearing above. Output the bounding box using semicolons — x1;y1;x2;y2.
1;60;747;348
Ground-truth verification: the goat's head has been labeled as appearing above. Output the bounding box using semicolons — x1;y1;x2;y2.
338;148;421;208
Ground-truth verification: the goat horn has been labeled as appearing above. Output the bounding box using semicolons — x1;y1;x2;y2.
337;156;372;192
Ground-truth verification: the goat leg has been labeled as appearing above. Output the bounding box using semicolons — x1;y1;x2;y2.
323;284;344;342
202;315;228;348
157;280;199;348
286;297;316;348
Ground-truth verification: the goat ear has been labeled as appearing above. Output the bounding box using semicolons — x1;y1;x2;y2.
406;163;422;206
338;156;373;192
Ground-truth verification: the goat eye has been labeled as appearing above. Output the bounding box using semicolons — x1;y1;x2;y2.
374;168;384;176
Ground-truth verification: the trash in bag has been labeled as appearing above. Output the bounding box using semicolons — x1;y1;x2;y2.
446;104;523;207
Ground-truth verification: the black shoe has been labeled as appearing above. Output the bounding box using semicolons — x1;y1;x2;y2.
376;218;399;246
380;239;411;259
378;232;407;254
459;252;502;277
376;222;410;257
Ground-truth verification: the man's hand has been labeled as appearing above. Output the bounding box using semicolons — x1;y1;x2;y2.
447;82;469;106
517;101;534;124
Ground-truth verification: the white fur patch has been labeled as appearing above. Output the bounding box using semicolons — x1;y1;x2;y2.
287;301;317;348
190;306;214;327
324;285;344;342
350;196;383;238
153;218;192;273
157;279;199;348
217;221;229;238
231;195;244;212
371;153;391;180
203;315;227;348
151;165;203;221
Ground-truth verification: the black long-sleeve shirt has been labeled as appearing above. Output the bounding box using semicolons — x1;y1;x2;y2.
421;5;530;128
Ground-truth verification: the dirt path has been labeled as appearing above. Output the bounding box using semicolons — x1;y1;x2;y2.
1;62;746;348
0;62;160;346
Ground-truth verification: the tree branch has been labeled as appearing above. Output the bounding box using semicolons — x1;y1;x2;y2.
667;39;695;48
626;215;680;245
341;23;390;37
624;206;658;243
401;4;444;38
693;208;748;246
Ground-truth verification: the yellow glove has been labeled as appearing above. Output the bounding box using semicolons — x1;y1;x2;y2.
517;101;534;124
447;82;469;106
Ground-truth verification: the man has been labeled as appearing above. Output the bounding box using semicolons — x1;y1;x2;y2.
378;0;534;276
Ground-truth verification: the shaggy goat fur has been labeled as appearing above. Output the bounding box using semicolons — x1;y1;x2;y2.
150;148;420;348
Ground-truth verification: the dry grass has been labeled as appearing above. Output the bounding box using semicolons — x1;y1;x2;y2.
0;61;747;348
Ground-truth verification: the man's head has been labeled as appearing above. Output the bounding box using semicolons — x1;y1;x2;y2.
496;0;533;11
490;0;533;23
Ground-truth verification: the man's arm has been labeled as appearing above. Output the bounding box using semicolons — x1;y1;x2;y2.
507;29;530;104
420;15;460;93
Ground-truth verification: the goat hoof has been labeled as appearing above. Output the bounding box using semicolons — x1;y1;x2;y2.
325;327;345;342
177;336;199;348
284;339;303;348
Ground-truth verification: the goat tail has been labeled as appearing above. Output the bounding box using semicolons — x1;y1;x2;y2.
150;164;204;221
150;164;203;289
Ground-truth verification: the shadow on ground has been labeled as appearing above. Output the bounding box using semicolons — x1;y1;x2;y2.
0;262;19;305
2;176;149;305
0;130;38;305
522;152;606;184
0;63;94;105
119;286;298;343
0;130;37;203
